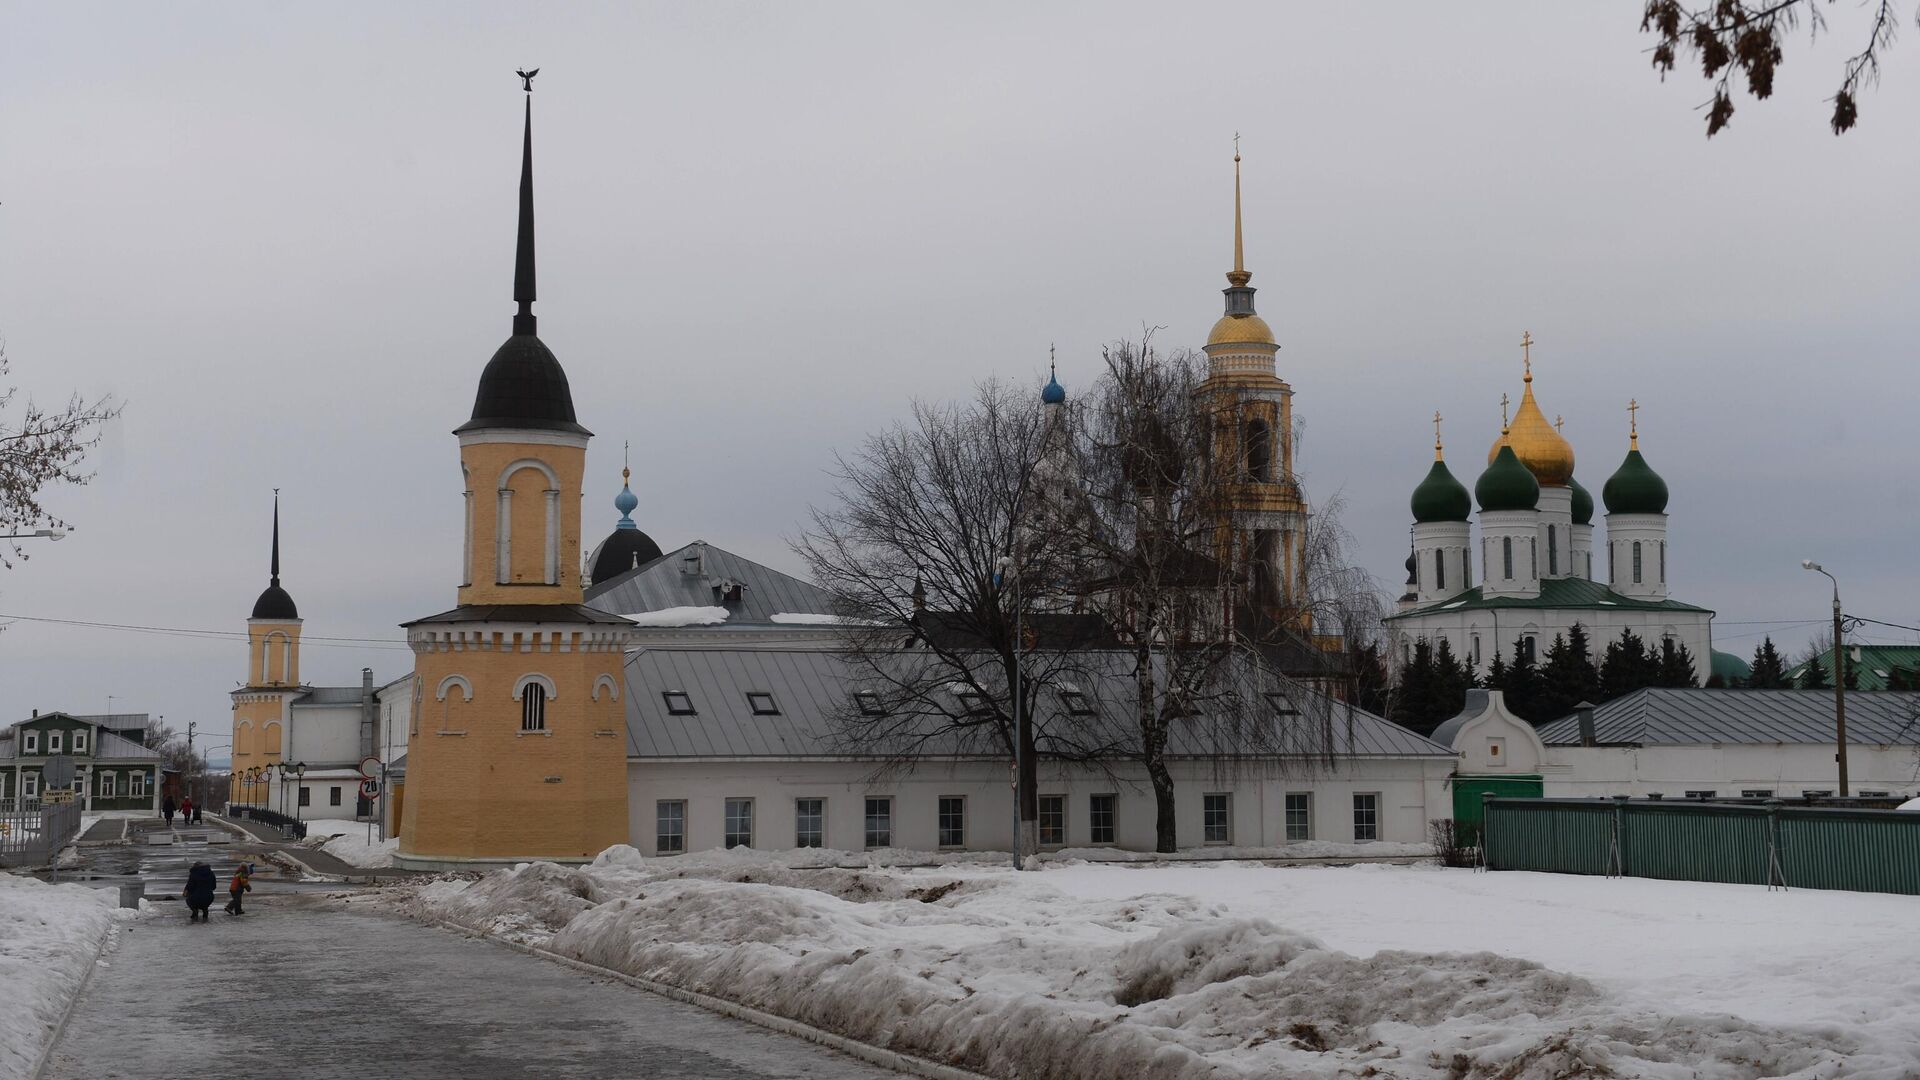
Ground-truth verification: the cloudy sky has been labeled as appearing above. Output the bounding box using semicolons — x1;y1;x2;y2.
2;3;1915;760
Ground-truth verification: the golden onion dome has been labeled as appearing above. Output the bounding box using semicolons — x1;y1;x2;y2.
1487;370;1574;487
1207;312;1275;347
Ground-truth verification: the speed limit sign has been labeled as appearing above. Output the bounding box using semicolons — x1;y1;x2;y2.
360;779;381;799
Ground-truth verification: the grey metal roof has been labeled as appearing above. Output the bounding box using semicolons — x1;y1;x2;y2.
1537;689;1920;747
0;725;160;762
585;541;835;626
1428;689;1492;749
624;647;1453;760
299;686;368;705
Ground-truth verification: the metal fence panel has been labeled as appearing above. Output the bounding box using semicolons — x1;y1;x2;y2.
1483;800;1614;876
1621;803;1769;885
0;801;81;867
1778;809;1920;896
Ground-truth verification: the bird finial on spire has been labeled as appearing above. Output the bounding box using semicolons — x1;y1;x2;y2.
512;68;540;335
1227;135;1250;288
1628;398;1640;450
516;67;539;93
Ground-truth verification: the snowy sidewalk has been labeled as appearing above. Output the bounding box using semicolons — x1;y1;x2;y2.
41;896;905;1080
0;874;123;1080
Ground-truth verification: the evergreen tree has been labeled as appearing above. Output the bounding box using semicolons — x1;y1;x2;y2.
1599;629;1660;701
1842;650;1860;690
1657;638;1698;686
1798;653;1831;689
1393;638;1439;735
1747;637;1789;689
1494;636;1547;722
1432;638;1472;723
1888;666;1917;692
1347;641;1393;718
1537;624;1603;722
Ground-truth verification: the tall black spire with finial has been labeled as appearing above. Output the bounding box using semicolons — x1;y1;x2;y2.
456;68;589;436
251;490;299;620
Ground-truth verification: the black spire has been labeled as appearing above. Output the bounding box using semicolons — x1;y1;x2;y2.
513;78;537;335
270;490;282;587
251;490;299;620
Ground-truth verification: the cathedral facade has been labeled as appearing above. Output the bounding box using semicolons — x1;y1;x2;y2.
1383;342;1715;681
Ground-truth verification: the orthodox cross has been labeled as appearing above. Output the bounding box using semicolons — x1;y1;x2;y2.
1499;393;1510;431
1233;131;1241;159
1433;410;1443;445
1554;414;1564;433
1049;342;1056;381
1627;398;1640;437
1520;330;1534;379
516;67;540;92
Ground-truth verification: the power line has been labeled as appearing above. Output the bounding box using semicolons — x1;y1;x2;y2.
0;612;412;651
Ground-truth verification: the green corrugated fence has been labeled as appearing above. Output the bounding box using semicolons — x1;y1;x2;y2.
1481;797;1920;896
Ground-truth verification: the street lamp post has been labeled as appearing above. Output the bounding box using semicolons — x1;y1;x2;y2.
0;528;68;541
1801;560;1849;797
290;762;307;822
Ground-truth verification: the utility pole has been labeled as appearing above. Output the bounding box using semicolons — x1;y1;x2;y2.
1803;561;1849;796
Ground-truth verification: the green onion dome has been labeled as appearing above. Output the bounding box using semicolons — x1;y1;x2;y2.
1602;448;1668;515
1411;457;1471;523
1475;443;1540;513
1569;475;1594;525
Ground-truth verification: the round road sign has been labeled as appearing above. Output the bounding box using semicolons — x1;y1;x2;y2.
360;779;381;799
358;756;382;781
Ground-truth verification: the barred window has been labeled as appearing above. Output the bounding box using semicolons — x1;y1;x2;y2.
521;683;547;732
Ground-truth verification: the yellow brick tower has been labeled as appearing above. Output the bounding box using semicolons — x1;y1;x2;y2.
395;74;638;870
1196;143;1313;626
231;493;300;807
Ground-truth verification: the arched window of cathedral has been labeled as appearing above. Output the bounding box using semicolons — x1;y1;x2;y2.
1632;541;1643;584
1243;419;1271;482
1463;548;1472;589
521;682;547;732
1470;633;1482;668
1502;536;1513;580
1547;525;1558;576
1530;538;1538;579
1434;549;1445;592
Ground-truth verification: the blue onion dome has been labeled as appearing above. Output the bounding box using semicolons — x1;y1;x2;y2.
1569;474;1595;525
1041;369;1066;405
1475;442;1540;513
589;467;664;585
1603;448;1669;515
614;468;640;526
1411;459;1471;523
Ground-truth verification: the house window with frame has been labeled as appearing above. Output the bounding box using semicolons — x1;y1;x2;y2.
48;731;62;754
1683;790;1716;799
23;731;37;754
72;730;86;754
1088;794;1116;845
1038;795;1065;847
97;771;113;798
1202;793;1231;844
746;691;780;716
1502;536;1513;579
662;691;696;716
1284;792;1312;841
656;800;686;853
24;773;40;798
853;691;885;716
298;787;311;807
131;772;147;798
1059;690;1095;716
1632;541;1643;584
1801;789;1834;798
863;797;893;848
521;683;547;732
1740;789;1774;798
937;796;965;848
1352;792;1379;842
329;786;342;807
724;798;754;849
795;798;824;848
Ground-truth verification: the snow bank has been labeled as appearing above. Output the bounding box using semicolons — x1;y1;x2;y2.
320;830;397;869
0;874;122;1079
397;848;1913;1078
621;606;729;627
296;818;362;840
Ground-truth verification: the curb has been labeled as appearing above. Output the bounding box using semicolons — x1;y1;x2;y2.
30;916;118;1080
432;918;990;1080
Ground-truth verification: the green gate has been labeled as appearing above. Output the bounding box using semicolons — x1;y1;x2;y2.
1451;775;1543;847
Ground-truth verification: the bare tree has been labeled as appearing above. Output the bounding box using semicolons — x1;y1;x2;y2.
0;340;120;568
793;380;1120;860
1641;0;1911;135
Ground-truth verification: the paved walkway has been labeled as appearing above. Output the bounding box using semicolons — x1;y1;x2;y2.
43;897;901;1079
214;813;415;879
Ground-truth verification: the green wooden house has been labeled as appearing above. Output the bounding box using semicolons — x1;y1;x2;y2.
0;710;165;813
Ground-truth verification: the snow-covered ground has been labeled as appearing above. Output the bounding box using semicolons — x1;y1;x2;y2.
0;873;124;1080
395;846;1920;1078
294;819;397;868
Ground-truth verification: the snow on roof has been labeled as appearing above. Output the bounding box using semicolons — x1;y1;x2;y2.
621;606;730;627
1537;688;1920;747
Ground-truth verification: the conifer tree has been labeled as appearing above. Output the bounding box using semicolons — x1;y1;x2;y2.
1842;651;1860;690
1432;638;1472;723
1657;638;1698;687
1393;638;1439;735
1538;624;1603;721
1599;629;1660;701
1494;636;1546;721
1747;637;1789;689
1798;653;1831;690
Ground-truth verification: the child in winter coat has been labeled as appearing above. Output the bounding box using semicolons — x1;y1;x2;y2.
224;863;253;915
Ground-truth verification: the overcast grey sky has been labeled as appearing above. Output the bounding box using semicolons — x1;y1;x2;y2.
2;3;1916;758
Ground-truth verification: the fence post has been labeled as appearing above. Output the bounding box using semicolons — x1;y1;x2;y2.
1764;799;1786;890
1480;792;1495;871
1611;796;1630;878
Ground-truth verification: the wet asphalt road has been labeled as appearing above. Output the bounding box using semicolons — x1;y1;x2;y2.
42;898;903;1080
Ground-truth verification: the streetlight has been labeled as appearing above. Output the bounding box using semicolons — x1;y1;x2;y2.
1801;559;1849;796
0;528;67;540
289;761;307;822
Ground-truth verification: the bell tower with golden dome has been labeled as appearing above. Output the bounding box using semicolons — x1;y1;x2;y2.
1486;332;1582;582
395;73;638;870
1196;143;1312;623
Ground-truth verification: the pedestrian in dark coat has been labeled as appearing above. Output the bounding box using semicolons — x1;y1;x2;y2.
223;863;252;915
184;863;217;921
192;801;204;825
162;795;177;826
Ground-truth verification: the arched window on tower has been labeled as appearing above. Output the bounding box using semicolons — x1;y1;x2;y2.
1632;541;1643;585
1434;549;1446;592
1547;525;1558;576
1659;542;1666;583
1502;536;1513;580
1463;547;1472;589
521;682;547;732
1243;419;1271;482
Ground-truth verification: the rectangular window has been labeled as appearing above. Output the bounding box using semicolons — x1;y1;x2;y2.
662;691;696;716
1088;794;1116;845
1284;792;1312;841
1632;541;1643;584
1610;544;1617;584
1530;537;1537;578
1463;548;1472;589
724;798;754;849
1860;790;1891;797
1434;549;1445;591
97;771;112;797
1739;789;1774;798
131;772;147;798
863;797;892;848
1547;525;1558;576
520;684;547;732
955;691;990;715
1264;692;1300;716
1203;793;1231;844
48;731;63;754
937;796;965;848
854;691;885;716
1683;790;1716;800
746;691;780;716
1471;634;1483;667
1059;690;1095;716
22;731;37;754
295;786;309;807
1038;795;1065;847
72;730;87;754
1352;793;1379;842
656;800;686;853
24;773;39;798
795;798;824;848
1659;542;1666;582
1502;537;1513;579
329;786;342;806
118;771;130;796
1801;790;1834;798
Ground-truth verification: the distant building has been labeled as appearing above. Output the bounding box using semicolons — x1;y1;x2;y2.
1;710;164;814
1786;644;1920;690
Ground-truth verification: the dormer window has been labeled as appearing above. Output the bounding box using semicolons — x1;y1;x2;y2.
854;691;885;717
955;691;990;715
1060;690;1095;716
746;691;780;716
662;691;696;716
48;731;63;754
1264;692;1300;717
72;730;87;754
23;731;38;754
716;580;746;604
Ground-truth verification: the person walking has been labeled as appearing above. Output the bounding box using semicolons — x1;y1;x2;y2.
192;799;204;825
223;863;252;916
162;794;177;827
184;862;217;922
179;795;195;826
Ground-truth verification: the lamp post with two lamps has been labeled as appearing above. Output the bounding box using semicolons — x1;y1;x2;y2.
1801;559;1849;796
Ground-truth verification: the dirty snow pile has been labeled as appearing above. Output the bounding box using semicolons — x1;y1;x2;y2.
0;873;123;1080
319;830;397;869
398;846;1919;1078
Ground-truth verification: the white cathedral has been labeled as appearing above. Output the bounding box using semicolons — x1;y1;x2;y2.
1383;342;1715;681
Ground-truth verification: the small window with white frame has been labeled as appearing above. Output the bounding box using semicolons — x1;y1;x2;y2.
1739;789;1774;798
1059;690;1095;716
1859;790;1891;798
863;797;892;848
1038;795;1065;847
724;798;753;848
131;772;148;798
24;772;40;798
97;771;113;797
48;731;63;754
795;798;824;848
1284;791;1312;841
1683;789;1716;799
23;731;37;754
72;730;87;754
1088;794;1116;845
1352;792;1379;842
656;800;686;854
937;796;965;848
1202;793;1231;844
